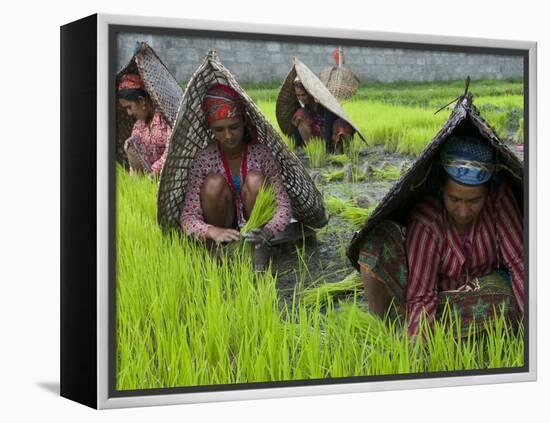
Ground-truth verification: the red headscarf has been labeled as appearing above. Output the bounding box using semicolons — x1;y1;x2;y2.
118;73;145;91
202;83;245;125
202;83;258;144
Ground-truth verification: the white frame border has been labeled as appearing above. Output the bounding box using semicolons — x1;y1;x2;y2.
96;13;537;409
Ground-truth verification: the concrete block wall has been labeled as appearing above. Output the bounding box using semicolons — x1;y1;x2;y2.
117;33;523;84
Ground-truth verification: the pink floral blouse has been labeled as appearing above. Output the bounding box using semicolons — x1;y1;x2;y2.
181;143;292;238
125;111;171;174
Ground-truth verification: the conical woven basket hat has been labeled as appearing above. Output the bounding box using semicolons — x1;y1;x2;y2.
276;58;365;141
116;42;183;165
157;51;329;232
346;92;524;270
319;66;360;101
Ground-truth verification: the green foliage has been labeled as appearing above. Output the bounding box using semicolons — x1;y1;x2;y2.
282;134;296;152
301;273;362;307
241;183;277;234
343;136;364;164
116;77;525;389
329;154;349;166
304;137;328;168
247;80;523;155
324;195;376;226
372;164;402;181
514;118;524;144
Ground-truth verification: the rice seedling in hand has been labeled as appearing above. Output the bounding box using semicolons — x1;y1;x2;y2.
241;182;277;235
304;137;328;168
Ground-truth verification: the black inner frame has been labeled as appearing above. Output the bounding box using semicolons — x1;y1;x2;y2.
108;23;530;398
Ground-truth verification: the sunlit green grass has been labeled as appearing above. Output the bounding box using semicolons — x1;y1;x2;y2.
117;77;525;389
249;80;523;154
116;167;524;390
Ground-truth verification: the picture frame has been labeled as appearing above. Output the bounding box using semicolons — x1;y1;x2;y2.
60;13;537;409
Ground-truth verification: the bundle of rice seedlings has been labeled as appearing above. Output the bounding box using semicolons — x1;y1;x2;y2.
372;164;401;181
325;168;367;182
340;205;375;226
324;195;354;215
343;136;363;163
329;154;349;166
514;117;524;144
324;169;345;181
241;183;277;234
325;195;376;226
304;137;328;168
300;272;363;307
282;134;296;152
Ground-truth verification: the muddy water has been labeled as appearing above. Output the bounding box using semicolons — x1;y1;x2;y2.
271;146;413;302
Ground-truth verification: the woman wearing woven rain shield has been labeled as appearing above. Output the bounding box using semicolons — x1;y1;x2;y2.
292;77;354;152
358;136;524;338
180;83;292;245
117;73;172;175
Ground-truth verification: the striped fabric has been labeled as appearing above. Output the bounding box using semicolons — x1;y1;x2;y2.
405;180;524;336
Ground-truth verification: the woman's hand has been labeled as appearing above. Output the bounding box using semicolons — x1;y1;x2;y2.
242;227;273;246
206;226;241;244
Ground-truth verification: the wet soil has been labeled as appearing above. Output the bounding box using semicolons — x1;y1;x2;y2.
270;145;413;302
268;142;524;303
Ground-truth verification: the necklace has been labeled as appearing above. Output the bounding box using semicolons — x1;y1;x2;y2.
218;142;248;227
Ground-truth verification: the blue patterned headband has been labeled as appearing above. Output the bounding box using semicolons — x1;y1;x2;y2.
441;136;495;186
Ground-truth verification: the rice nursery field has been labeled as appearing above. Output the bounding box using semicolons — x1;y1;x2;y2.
116;79;525;390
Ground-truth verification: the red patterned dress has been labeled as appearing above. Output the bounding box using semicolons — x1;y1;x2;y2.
125;110;171;174
180;143;292;238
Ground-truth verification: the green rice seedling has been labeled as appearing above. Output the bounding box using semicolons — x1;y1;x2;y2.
324;169;345;182
372;164;401;181
355;79;522;108
343;136;364;164
343;100;447;154
282;134;296;153
304;137;328;168
300;272;362;307
475;94;524;111
324;195;353;215
478;109;508;138
324;195;375;225
340;205;376;226
325;168;367;182
397;126;439;155
241;183;277;234
329;154;349;166
514;117;524;144
116;82;526;388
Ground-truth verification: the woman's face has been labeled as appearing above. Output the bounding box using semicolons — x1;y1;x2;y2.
294;87;311;106
441;178;489;232
119;97;150;121
210;116;245;152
